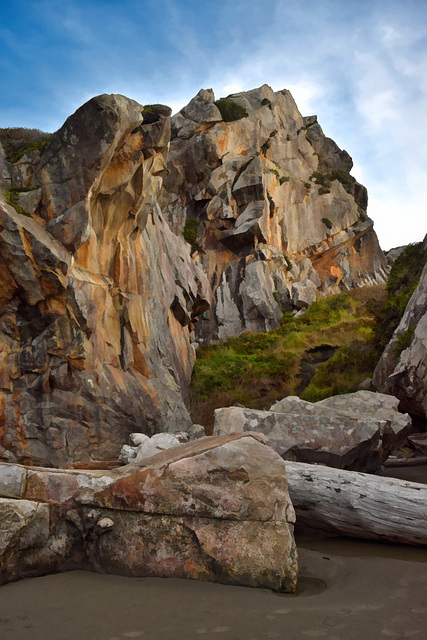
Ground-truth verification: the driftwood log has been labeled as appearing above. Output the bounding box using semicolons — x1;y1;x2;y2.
285;462;427;546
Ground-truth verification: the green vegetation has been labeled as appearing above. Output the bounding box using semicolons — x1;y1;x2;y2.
190;287;382;428
214;98;248;122
183;218;200;254
5;185;40;217
393;327;415;362
372;242;427;353
303;181;311;193
0;128;52;163
279;176;290;185
284;255;293;272
322;217;333;230
260;138;271;155
310;168;356;195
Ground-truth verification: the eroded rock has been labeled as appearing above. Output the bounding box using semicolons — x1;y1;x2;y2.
0;434;298;591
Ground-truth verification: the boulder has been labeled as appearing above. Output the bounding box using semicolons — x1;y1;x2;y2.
213;406;383;472
0;96;210;467
270;391;412;459
0;434;298;591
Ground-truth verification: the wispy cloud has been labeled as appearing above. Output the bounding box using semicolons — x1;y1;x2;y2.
1;0;426;248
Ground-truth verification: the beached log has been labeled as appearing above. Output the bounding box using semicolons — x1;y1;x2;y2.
285;462;427;546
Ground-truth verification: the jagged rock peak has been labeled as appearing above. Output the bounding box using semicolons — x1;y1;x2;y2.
162;84;388;343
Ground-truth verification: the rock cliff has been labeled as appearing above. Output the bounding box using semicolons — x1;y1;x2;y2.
0;95;210;467
0;85;390;468
373;237;427;418
161;85;388;342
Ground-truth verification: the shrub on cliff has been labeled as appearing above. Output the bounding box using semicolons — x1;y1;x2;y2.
0;127;52;163
214;98;248;122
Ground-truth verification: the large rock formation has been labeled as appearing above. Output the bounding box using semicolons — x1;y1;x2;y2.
161;85;388;342
0;433;298;591
0;95;210;467
373;239;427;418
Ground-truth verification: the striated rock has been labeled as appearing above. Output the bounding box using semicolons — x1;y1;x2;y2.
373;243;427;418
0;434;298;591
213;406;383;471
270;391;412;460
0;94;210;468
161;84;388;343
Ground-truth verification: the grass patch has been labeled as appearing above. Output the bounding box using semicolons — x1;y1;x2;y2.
183;218;200;254
371;242;427;353
393;327;415;362
190;286;384;429
214;98;248;122
4;185;40;217
311;168;355;195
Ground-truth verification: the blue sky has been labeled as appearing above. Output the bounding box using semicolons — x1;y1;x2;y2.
1;0;426;250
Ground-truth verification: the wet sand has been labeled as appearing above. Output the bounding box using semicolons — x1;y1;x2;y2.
1;465;426;640
1;541;426;640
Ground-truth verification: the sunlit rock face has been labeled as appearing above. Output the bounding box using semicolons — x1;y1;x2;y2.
0;95;210;467
161;85;388;342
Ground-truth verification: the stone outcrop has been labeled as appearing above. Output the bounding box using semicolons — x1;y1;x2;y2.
373;239;427;418
0;434;298;591
0;94;210;468
161;85;388;342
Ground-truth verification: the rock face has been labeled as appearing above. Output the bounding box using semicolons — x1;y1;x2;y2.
0;434;298;592
161;85;388;342
373;240;427;418
0;95;210;467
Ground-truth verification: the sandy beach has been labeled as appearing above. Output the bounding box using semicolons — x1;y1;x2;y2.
0;537;426;640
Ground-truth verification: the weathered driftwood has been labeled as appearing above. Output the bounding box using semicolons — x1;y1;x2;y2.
383;455;427;468
286;462;427;546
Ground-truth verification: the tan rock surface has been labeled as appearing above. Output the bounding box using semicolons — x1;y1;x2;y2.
0;95;210;467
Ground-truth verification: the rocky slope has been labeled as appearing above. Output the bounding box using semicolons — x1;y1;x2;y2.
373;237;427;418
0;95;209;467
161;85;388;342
